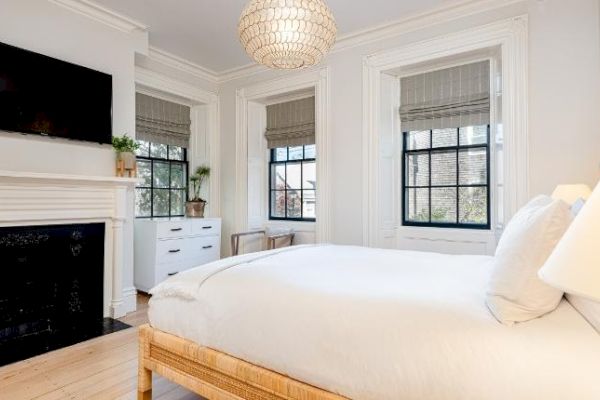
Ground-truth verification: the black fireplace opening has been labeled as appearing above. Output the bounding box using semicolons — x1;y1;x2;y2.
0;223;130;366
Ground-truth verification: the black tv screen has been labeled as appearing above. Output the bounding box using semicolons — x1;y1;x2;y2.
0;42;112;144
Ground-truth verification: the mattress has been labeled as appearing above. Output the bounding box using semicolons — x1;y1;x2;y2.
148;245;600;400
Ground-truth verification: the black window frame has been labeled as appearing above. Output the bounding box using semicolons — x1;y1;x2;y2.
135;142;189;219
401;125;491;230
269;145;316;222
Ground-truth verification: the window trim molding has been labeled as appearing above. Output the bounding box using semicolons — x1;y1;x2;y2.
235;68;331;242
135;67;220;217
362;15;528;247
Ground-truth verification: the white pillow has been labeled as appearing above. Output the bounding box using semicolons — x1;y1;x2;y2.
486;195;573;325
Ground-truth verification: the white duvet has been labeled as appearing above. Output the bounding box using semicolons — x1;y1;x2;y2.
149;245;600;400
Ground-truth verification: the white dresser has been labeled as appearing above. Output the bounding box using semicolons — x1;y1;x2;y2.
134;218;221;292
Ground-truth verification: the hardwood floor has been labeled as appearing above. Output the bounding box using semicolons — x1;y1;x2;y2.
0;294;202;400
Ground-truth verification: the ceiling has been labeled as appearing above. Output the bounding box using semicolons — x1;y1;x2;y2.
94;0;452;72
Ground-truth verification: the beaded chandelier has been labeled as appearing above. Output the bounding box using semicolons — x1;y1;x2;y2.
238;0;337;70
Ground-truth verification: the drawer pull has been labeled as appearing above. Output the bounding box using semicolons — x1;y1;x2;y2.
202;226;212;229
168;249;181;253
167;272;179;276
202;245;213;249
170;228;183;232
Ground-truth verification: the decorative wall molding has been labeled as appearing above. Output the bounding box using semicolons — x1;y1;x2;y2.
147;47;220;84
0;170;138;318
362;15;529;248
48;0;148;33
235;68;332;243
135;67;217;104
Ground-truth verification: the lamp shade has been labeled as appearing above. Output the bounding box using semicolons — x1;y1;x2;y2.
551;184;592;205
539;181;600;302
238;0;337;70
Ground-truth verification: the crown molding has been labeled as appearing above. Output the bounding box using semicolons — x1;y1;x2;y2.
332;0;525;53
147;47;219;84
48;0;148;33
210;0;526;83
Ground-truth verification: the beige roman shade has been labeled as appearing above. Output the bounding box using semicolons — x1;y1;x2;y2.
400;61;490;132
136;93;191;148
265;96;315;149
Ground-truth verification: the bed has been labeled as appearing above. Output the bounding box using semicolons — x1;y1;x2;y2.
138;244;600;400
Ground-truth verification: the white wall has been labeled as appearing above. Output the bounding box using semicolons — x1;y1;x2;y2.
0;0;148;311
219;0;600;252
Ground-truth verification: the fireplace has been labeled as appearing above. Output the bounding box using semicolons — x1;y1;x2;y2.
0;223;129;366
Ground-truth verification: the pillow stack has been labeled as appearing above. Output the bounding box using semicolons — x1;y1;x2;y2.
487;195;573;325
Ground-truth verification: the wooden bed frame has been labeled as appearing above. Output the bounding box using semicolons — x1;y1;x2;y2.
138;324;347;400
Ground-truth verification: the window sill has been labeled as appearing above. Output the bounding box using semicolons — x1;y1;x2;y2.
266;220;316;233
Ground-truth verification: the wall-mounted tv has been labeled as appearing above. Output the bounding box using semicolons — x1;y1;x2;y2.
0;42;112;144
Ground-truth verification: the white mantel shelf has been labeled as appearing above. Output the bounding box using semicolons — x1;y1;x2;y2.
0;170;140;186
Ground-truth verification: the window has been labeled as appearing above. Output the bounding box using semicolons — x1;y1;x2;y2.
135;140;188;218
269;144;316;221
402;125;490;229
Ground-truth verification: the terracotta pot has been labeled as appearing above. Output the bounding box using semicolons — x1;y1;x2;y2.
186;201;206;218
118;151;136;170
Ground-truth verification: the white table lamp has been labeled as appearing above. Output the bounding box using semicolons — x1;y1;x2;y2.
551;184;592;205
539;181;600;302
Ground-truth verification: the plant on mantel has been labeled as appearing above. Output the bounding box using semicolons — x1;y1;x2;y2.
112;134;139;177
186;165;210;218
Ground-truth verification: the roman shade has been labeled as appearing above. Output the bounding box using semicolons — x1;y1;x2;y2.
400;61;490;132
136;93;191;148
265;96;315;149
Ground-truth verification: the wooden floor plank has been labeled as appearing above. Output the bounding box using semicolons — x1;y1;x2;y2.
0;293;201;400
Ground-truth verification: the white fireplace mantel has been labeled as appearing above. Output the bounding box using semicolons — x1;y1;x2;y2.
0;169;139;318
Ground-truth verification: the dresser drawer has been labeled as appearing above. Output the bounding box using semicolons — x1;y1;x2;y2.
155;264;183;284
186;235;220;265
190;219;221;237
156;221;190;239
156;238;186;264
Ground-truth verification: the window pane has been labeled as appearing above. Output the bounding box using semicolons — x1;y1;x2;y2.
302;190;316;219
459;148;487;185
406;153;429;187
271;191;285;218
459;125;488;146
286;163;301;189
405;130;430;150
286;190;301;218
432;128;457;148
459;187;487;225
273;147;287;161
153;189;170;217
431;150;456;186
135;140;150;157
170;190;185;216
431;187;457;223
153;161;170;188
170;163;185;188
136;160;151;187
169;146;184;161
271;164;286;190
150;143;168;159
135;188;151;217
405;188;429;222
304;144;316;159
302;162;316;190
288;146;303;160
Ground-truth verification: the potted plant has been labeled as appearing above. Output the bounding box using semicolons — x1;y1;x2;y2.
186;165;210;217
112;134;139;173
